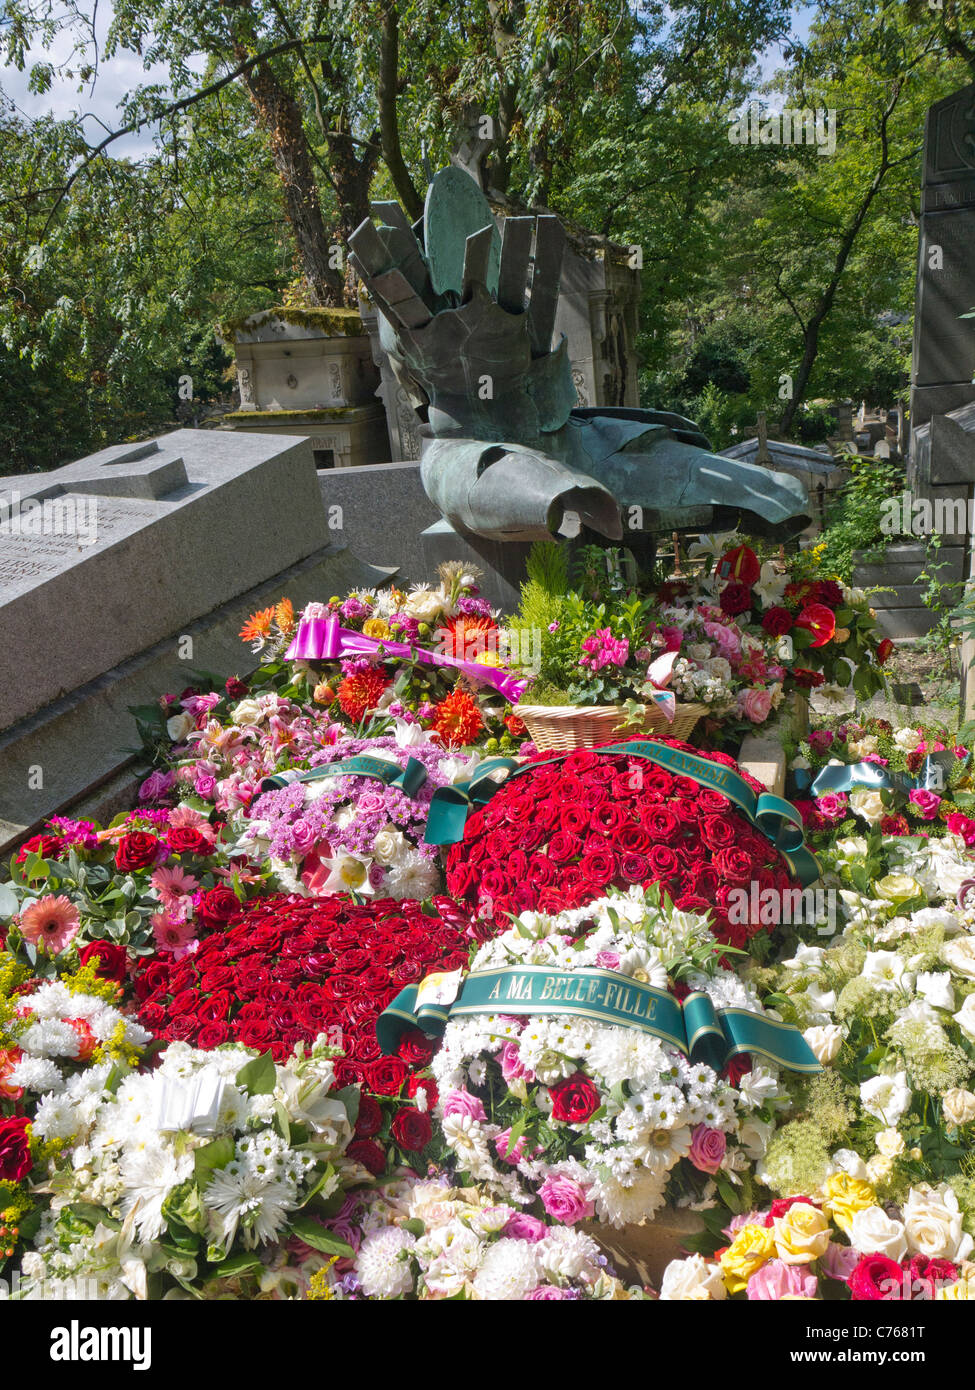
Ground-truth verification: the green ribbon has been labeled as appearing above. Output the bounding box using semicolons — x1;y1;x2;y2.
258;754;428;797
376;964;821;1074
424;739;820;886
799;750;960;799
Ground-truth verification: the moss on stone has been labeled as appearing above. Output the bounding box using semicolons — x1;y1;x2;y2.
221;306;365;340
223;406;367;422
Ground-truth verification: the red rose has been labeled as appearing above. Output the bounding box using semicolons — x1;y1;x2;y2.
547;832;582;864
225;676;250;699
347;1139;387;1176
761;606;793;636
353;1095;384;1138
814;580;844;608
646;845;680;879
366;1057;408;1097
115;832;163;871
905;1255;957;1300
764;1194;819;1226
849;1254;905;1301
407;1074;438;1108
723;1053;753;1087
197;1022;231;1048
701;815;736;850
391;1108;433;1152
877;638;894;666
792;668;825;689
167;827;212;856
15;834;64;865
0;1116;32;1182
196;887;241;928
719;581;753;616
549;1071;600;1124
78;940;128;985
397;1028;436;1068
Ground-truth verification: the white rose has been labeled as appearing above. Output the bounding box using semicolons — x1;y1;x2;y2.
943;938;975;980
803;1025;844;1065
859;1071;911;1125
875;1127;906;1158
893;727;922;752
953;994;975;1042
848;735;879;757
658;1254;727;1301
371;826;410;866
848;789;886;826
405;588;447;622
230;698;264;726
903;1185;975;1262
942;1089;975;1127
865;1155;894;1186
831;1149;869;1181
849;1206;907;1261
706;657;732;683
166;711;195;742
916;971;955;1011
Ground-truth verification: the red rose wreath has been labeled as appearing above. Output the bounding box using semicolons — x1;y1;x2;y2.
444;738;800;949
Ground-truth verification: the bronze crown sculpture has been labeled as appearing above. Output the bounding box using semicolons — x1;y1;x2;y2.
349;168;810;548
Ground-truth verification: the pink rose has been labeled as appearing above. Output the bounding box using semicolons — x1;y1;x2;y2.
499;1042;533;1084
808;729;834;755
595;951;620;970
502;1213;548;1243
747;1258;818;1300
738;687;773;724
538;1172;594;1225
442;1089;487;1123
909;789;941;821
815;793;848;822
290;818;318;853
194;772;217;800
494;1128;531;1165
689;1124;726;1174
820;1241;860;1284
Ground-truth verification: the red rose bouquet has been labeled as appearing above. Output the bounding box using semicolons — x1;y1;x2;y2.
134;894;475;1172
445;739;800;949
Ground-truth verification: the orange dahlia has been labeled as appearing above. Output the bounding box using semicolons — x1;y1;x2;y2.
239;606;275;643
440;613;498;661
337;668;391;723
432;689;484;747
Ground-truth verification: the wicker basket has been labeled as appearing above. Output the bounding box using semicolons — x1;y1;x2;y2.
514;701;707;751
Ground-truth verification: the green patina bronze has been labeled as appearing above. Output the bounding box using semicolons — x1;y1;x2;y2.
349;169;811;546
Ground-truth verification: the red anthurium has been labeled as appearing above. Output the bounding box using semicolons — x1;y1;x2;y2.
716;545;760;587
794;603;836;649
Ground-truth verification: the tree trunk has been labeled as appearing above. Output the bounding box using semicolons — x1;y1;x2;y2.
378;2;423;220
238;52;346;306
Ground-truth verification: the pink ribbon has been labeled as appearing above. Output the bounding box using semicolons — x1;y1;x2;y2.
285;612;529;704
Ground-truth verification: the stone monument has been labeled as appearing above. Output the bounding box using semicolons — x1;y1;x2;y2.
909;82;975;439
0;430;392;850
220;308;390;469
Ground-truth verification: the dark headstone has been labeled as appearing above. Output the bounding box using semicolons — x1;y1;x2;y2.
910;83;975;440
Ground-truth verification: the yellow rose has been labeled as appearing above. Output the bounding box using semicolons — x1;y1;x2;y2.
772;1202;831;1264
833;627;851;644
874;874;924;905
937;1276;975;1299
718;1224;776;1294
822;1172;877;1236
362;618;390;640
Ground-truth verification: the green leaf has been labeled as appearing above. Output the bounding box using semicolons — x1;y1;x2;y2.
289;1213;354;1258
274;1100;291;1145
401;1218;425;1237
0;880;20;918
69;1201;116;1228
193;1133;235;1187
236;1049;276;1096
214;1251;265;1278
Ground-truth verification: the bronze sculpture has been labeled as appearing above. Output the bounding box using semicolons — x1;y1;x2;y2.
349;169;810;552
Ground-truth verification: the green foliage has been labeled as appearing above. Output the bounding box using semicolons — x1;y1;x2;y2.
814;456;906;582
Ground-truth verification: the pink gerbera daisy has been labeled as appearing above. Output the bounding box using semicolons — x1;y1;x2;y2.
150;911;197;956
150;866;199;898
19;895;80;954
167;806;216;842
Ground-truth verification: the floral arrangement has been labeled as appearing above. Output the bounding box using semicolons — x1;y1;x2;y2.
790;717;972;842
3;805;267;967
313;1173;644;1300
660;1186;975;1300
430;886;787;1228
234;562;524;754
750;840;975;1214
237;733;463;901
0;952;152;1278
133;894;475;1175
444;741;801;949
17;1036;357;1300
